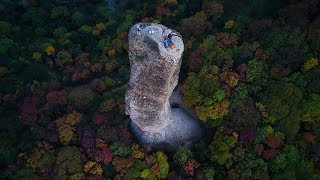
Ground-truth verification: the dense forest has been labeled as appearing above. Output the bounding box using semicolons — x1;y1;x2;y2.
1;0;320;179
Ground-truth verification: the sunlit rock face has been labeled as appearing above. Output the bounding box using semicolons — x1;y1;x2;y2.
125;23;203;150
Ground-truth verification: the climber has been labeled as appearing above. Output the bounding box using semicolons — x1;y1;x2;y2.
163;32;177;49
168;32;177;44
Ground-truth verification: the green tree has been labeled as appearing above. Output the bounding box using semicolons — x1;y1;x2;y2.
50;6;70;19
0;21;11;36
269;145;299;174
203;166;216;180
247;59;268;82
95;6;110;20
110;142;131;157
56;50;72;67
306;15;320;53
264;82;303;120
156;151;169;179
97;36;111;50
71;11;85;26
79;25;93;34
261;25;309;56
234;153;267;178
209;129;237;165
173;146;192;165
302;93;320;124
0;38;14;54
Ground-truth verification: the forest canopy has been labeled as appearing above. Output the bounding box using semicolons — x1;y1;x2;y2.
0;0;320;179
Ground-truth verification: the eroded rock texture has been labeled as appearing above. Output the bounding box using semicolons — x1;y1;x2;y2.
126;23;203;150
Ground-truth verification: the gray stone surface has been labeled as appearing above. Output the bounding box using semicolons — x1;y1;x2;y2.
125;23;203;150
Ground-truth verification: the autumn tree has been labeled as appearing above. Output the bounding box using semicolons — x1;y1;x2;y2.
224;98;261;132
202;0;224;20
215;33;238;48
55;111;82;145
68;87;96;110
179;13;212;37
187;47;206;72
54;146;84;179
46;90;68;107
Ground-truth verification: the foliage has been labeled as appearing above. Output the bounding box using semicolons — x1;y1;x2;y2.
140;168;155;179
215;33;238;47
203;166;216;180
55;111;82;145
125;160;149;179
233;153;267;178
203;1;224;20
50;6;70;19
224;20;235;29
183;159;198;176
306;15;320;53
21;101;37;125
112;157;134;174
156;151;169;179
32;52;42;62
187;47;206;72
182;65;229;125
110;142;131;158
88;147;113;165
247;59;268;82
225;98;261;132
131;144;144;159
209;129;237;165
263;82;303;121
84;161;103;175
45;45;55;56
200;35;237;62
303;57;318;72
25;142;55;173
261;26;309;57
0;21;11;35
72;11;85;26
77;127;95;150
68;87;95;110
56;50;72;67
173;146;192;165
302;94;320;123
2;0;320;179
46;90;68;107
0;38;14;54
54;146;84;179
179;14;212;37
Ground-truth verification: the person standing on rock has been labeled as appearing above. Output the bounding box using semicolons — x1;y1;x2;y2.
164;32;178;49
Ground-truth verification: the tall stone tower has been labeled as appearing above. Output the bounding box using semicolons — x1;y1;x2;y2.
125;23;202;150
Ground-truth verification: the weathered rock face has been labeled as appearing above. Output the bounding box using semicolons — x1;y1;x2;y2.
126;23;203;150
126;23;184;133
